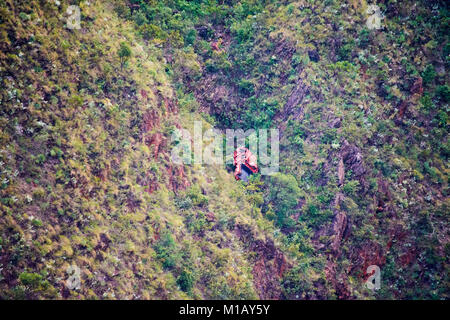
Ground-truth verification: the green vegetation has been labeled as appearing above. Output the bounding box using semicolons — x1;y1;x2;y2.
264;173;302;227
118;42;132;69
0;0;448;300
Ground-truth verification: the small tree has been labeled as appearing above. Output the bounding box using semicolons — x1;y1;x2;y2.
118;42;131;70
265;173;302;227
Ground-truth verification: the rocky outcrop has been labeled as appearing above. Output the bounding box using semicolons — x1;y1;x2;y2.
324;260;351;299
311;191;351;298
282;75;309;121
167;165;190;191
341;140;367;190
236;224;289;299
142;109;159;133
146;132;164;159
338;157;345;186
330;211;348;254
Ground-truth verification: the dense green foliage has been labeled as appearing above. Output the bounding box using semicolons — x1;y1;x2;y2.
0;0;448;300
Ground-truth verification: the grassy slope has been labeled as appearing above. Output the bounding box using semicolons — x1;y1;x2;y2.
0;0;448;300
0;0;286;299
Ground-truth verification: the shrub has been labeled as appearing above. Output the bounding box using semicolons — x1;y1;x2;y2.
50;147;63;158
343;180;360;196
139;24;166;41
68;95;83;108
265;173;301;227
338;40;355;61
19;272;45;289
19;12;29;21
281;263;315;299
231;19;254;43
185;212;209;234
420;93;434;110
154;231;180;269
133;9;148;26
35;154;46;164
238;79;255;95
435;85;449;103
31;219;43;227
114;2;131;18
357;28;371;48
184;28;197;46
177;269;195;293
299;203;334;229
186;185;208;207
434;110;448;127
118;42;132;68
422;64;436;85
174;196;193;210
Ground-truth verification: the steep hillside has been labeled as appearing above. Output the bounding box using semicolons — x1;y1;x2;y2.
0;0;448;300
0;0;290;299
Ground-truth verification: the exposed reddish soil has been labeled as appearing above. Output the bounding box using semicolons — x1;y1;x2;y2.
235;223;289;299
